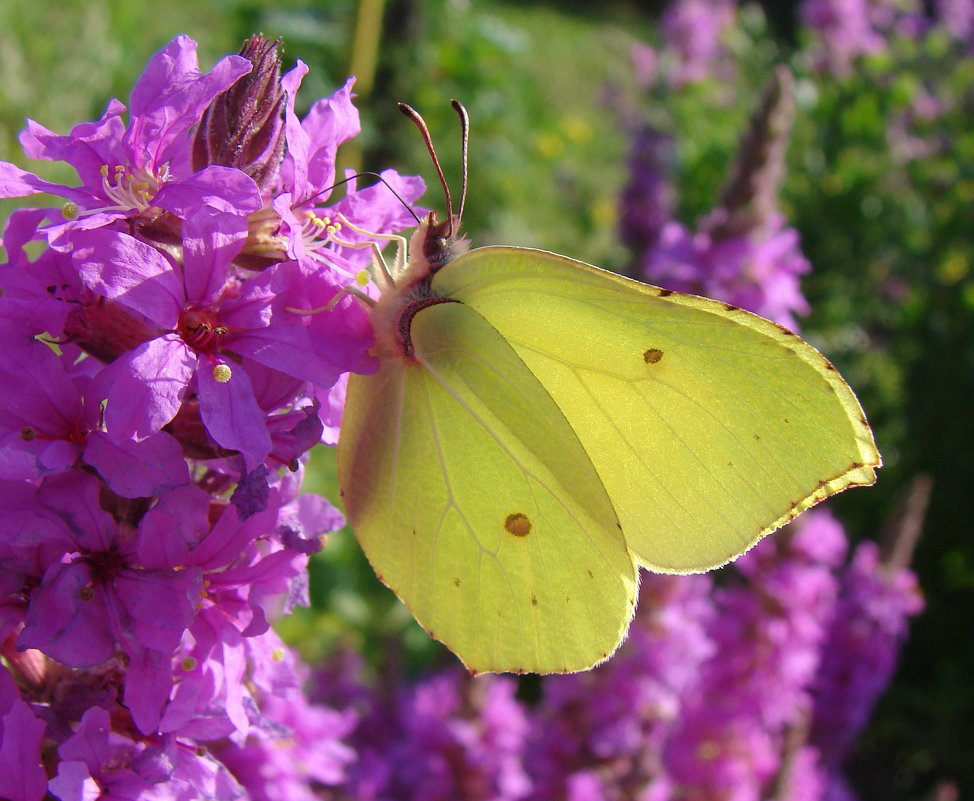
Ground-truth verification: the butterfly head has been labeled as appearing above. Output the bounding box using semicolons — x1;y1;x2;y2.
411;209;470;273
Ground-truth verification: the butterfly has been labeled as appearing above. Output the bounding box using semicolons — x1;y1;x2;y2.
336;101;880;675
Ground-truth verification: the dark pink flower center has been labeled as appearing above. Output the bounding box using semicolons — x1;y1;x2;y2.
83;543;126;581
178;308;229;353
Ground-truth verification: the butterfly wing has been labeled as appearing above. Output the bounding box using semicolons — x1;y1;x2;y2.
338;299;637;673
433;246;881;573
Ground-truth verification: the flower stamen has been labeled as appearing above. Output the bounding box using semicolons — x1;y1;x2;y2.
97;163;161;213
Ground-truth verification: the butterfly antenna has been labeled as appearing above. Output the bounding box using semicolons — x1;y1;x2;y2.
301;171;422;226
398;101;455;236
451;99;469;222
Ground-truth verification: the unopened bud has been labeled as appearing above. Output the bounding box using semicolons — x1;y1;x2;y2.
192;34;286;194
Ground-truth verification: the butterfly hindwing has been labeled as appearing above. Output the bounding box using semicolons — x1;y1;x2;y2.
338;298;638;673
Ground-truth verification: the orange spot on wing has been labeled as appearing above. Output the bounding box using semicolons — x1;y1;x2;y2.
504;513;532;537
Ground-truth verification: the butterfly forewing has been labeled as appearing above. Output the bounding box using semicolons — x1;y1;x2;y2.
432;246;880;573
338;299;637;673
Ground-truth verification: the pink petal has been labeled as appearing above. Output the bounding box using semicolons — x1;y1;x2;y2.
0;667;47;801
18;99;127;188
279;61;312;201
20;562;115;668
100;336;195;441
300;76;360;199
73;230;183;327
136;484;212;569
83;430;190;498
199;359;271;469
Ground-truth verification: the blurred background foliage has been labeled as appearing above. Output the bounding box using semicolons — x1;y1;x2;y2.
1;1;971;799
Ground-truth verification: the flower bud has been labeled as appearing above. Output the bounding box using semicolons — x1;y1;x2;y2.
192;34;286;194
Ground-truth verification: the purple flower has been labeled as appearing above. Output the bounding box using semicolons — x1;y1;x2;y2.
0;38;423;476
270;69;425;280
0;32;416;801
16;473;203;732
0;36;255;245
48;705;247;801
782;746;830;801
0;479;84;642
631;43;660;88
280;70;358;209
665;712;779;801
630;64;808;330
529;573;714;800
71;222;372;467
193;35;287;195
0;229;85;338
144;484;343;741
337;670;531;801
0;330;189;494
938;0;974;44
659;511;845;795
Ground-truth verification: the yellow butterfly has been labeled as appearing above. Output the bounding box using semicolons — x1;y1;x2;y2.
337;101;880;675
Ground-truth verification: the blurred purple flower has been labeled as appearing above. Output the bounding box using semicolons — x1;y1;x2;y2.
337;670;531;801
529;573;714;800
628;65;809;330
218;687;357;801
631;42;660;88
656;510;844;799
659;0;737;86
619;125;675;257
645;213;811;330
315;506;921;801
938;0;974;44
811;541;924;768
801;0;882;71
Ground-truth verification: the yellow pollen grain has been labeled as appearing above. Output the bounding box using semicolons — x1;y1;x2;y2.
212;363;232;383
